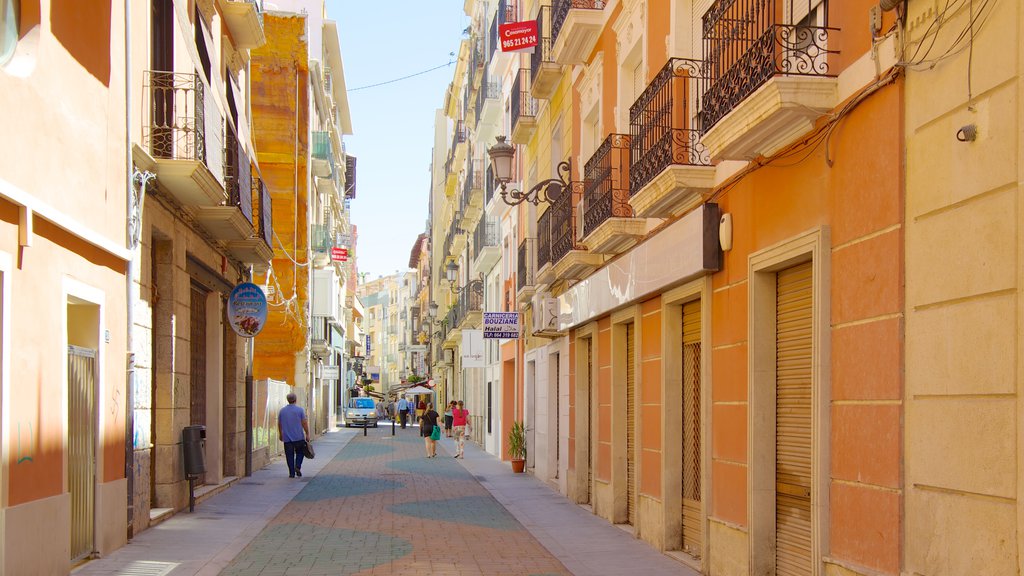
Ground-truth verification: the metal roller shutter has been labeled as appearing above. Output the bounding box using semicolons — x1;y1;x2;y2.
69;346;97;562
626;323;636;526
682;300;702;557
588;339;594;503
776;262;814;576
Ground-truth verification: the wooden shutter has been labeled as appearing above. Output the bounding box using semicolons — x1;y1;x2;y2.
626;323;636;526
682;300;702;557
632;61;644;105
775;262;814;576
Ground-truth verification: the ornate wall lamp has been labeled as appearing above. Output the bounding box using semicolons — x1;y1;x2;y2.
445;261;484;296
487;136;571;206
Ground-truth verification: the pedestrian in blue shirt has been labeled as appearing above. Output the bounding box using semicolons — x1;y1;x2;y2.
278;393;309;478
396;396;410;428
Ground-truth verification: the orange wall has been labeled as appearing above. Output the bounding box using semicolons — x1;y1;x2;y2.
596;317;612;481
710;81;904;572
639;297;662;498
567;333;576;469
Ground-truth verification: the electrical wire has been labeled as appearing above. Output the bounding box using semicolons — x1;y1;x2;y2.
348;60;457;92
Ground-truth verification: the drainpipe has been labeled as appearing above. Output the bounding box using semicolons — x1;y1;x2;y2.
124;0;133;541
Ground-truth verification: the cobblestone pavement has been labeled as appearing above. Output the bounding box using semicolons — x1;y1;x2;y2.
219;426;571;576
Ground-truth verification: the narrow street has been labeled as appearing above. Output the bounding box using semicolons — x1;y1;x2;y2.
73;423;691;576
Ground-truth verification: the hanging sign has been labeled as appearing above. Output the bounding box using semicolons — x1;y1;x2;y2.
499;20;538;52
331;247;348;262
322;365;340;380
483;311;520;339
462;330;484;367
227;282;268;338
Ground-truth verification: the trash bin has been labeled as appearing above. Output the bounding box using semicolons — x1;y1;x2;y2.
182;425;206;476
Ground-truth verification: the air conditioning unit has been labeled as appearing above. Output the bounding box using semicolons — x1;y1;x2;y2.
531;293;560;335
575;200;587;242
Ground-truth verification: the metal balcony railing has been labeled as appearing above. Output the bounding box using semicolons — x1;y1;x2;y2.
551;0;605;48
456;283;484;326
517;238;536;292
484;164;495;205
144;71;207;163
629;58;711;195
254;172;273;247
511;69;537;130
498;0;517;26
225;123;254;224
312;130;332;160
473;215;499;261
550;181;583;264
311;224;337;253
530;5;555;83
583;134;631;238
310;316;330;346
701;0;837;131
537;207;552;271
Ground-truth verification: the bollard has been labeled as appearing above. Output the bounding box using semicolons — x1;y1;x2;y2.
392;416;395;436
363;422;367;437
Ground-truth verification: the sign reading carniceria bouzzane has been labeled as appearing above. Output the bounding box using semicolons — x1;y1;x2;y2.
483;312;520;339
227;282;268;338
499;20;538;52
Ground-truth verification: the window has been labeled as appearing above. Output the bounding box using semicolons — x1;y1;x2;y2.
0;0;18;66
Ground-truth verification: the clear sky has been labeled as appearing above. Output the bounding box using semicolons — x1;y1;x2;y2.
327;1;468;280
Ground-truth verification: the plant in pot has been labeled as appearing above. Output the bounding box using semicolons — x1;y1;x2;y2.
508;420;527;473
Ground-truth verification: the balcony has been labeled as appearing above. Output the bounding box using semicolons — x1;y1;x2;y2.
217;0;266;50
552;182;602;281
530;5;561;100
581;134;646;254
194;123;255;242
628;58;715;218
551;0;605;65
456;285;484;330
473;215;500;271
445;213;468;258
516;238;537;304
227;169;274;268
443;304;461;349
699;0;839;161
511;69;538;144
310;316;331;356
144;71;227;208
461;157;485;226
476;67;502;128
536;207;554;287
452;120;468;168
311;131;334;178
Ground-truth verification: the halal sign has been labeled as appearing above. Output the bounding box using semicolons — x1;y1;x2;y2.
499;20;538;52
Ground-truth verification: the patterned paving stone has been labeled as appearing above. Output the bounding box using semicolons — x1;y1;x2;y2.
292;473;405;501
388;495;519;531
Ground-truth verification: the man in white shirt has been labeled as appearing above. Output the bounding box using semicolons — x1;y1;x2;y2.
396;396;410;429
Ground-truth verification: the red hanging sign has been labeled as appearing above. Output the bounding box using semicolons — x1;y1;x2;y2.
330;247;348;262
499;20;539;53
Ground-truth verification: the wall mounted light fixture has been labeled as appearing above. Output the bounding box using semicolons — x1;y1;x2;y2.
487;136;571;206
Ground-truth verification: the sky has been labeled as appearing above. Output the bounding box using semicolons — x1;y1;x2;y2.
327;1;469;281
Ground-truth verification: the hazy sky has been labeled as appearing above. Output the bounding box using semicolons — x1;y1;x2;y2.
328;1;467;280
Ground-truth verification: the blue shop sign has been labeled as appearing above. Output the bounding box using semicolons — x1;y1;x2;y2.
227;282;268;338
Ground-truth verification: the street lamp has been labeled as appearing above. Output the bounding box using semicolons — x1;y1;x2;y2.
444;261;484;296
487;136;571;206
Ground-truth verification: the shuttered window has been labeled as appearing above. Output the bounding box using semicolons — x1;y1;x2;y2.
775;262;814;576
626;323;636;526
631;61;644;106
682;300;702;557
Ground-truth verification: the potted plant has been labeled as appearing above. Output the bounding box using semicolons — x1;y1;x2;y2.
508;420;527;473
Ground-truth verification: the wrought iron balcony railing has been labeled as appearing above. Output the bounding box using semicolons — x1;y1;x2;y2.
517;238;536;292
311;224;338;253
550;181;583;265
312;130;332;160
537;206;552;271
144;71;207;163
511;68;538;130
551;0;605;47
484;163;495;205
700;0;837;132
498;0;517;26
225;122;254;224
629;58;711;195
254;170;273;248
530;5;555;83
473;215;499;261
584;134;631;238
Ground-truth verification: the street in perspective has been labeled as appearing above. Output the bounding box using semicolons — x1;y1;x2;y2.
0;0;1019;575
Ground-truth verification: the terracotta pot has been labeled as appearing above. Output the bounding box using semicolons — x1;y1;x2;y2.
511;458;526;473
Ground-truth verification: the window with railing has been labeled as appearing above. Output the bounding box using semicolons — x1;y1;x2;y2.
225;123;255;223
511;69;537;129
550;181;583;264
498;0;517;26
254;170;273;247
701;0;836;131
517;238;536;291
473;216;499;261
629;58;711;195
530;5;554;83
583;134;631;237
537;207;552;271
145;71;207;163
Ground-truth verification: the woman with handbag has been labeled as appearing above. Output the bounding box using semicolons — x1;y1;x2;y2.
420;402;441;458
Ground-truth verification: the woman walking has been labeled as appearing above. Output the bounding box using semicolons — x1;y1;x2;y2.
420;402;440;458
444;401;456;438
452;401;469;459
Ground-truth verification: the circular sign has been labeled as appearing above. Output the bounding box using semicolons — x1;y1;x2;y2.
227;282;268;338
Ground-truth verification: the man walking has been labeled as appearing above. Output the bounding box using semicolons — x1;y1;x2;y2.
396;395;409;428
278;392;309;478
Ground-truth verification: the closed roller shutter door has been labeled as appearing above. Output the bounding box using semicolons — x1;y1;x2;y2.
682;300;702;557
776;262;814;576
626;323;636;526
